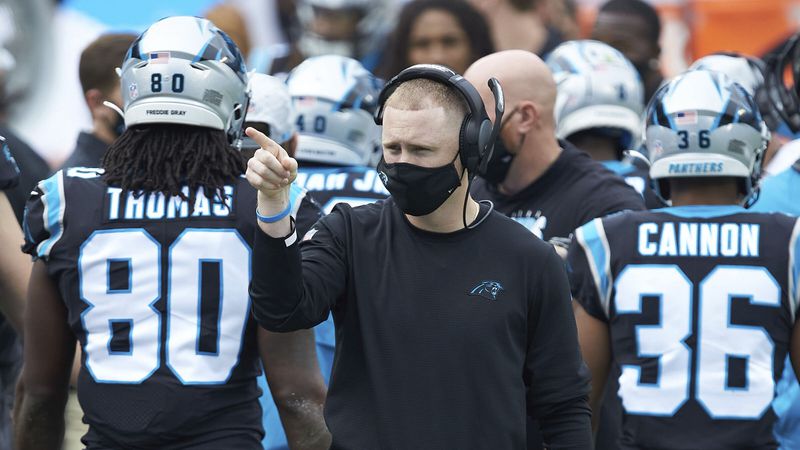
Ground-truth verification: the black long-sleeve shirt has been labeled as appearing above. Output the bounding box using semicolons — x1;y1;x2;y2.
251;199;592;449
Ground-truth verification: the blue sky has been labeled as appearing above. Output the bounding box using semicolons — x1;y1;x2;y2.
64;0;219;32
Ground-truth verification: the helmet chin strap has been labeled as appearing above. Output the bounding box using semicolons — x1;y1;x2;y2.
103;100;124;118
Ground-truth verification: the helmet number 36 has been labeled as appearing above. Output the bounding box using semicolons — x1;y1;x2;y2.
151;73;185;93
677;129;711;149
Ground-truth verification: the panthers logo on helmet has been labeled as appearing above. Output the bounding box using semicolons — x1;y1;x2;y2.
469;281;504;301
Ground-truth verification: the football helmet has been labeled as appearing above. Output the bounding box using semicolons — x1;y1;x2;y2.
286;55;382;166
120;16;250;143
546;40;644;152
645;69;768;204
241;73;295;150
294;0;395;69
689;52;780;132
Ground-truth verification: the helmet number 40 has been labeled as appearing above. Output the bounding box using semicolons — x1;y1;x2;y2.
151;73;185;93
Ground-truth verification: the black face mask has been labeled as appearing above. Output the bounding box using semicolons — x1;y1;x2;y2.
481;108;519;185
377;153;462;216
482;134;515;185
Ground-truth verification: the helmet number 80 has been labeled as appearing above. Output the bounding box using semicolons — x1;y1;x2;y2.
151;73;185;93
678;130;710;149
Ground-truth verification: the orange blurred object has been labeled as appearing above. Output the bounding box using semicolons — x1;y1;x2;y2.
576;0;800;76
687;0;800;58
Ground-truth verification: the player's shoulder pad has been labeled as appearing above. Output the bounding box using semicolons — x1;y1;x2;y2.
22;170;67;260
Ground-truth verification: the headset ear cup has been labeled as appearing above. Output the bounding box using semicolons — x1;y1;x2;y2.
477;118;493;163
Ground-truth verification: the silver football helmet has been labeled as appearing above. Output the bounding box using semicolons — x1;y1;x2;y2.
241;73;296;150
689;53;765;97
547;40;645;151
286;55;382;166
645;69;769;204
294;0;395;68
120;16;250;143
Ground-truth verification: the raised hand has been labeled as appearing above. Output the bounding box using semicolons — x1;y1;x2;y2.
244;127;299;235
245;127;299;199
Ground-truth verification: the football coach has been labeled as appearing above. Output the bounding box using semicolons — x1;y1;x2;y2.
245;64;592;449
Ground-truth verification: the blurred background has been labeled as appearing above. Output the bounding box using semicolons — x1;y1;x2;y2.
1;0;798;168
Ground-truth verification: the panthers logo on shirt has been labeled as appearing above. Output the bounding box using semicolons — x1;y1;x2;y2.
469;281;504;301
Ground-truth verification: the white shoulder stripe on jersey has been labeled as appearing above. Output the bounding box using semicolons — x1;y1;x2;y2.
788;218;800;320
575;218;613;319
36;171;66;259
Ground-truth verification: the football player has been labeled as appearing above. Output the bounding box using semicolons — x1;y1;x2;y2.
569;69;800;449
254;0;396;75
547;39;663;208
688;51;788;175
287;55;388;216
15;16;328;450
240;73;298;160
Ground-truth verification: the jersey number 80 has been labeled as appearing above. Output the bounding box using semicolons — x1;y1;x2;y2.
78;228;251;385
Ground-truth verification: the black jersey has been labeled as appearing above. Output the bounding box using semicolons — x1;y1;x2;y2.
568;205;800;450
250;199;592;449
22;167;322;450
471;141;645;241
294;165;388;213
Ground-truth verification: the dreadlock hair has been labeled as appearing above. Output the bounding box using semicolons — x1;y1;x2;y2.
102;124;245;207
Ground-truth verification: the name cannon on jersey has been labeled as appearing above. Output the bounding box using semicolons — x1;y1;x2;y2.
638;221;759;257
107;185;234;221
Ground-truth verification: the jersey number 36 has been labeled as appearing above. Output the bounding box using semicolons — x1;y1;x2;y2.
616;264;780;420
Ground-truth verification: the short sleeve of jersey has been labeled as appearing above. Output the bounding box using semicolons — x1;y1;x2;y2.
22;171;65;260
0;137;20;190
290;185;323;239
567;218;612;321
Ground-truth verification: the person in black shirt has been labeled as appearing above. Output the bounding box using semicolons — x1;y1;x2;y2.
465;50;644;244
466;49;643;450
61;33;135;170
246;64;592;449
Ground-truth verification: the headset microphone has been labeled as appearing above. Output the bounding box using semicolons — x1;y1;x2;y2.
478;78;505;176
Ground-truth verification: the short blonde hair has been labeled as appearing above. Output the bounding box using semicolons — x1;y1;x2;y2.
385;78;469;120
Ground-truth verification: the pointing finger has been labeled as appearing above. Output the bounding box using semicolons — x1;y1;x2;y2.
245;127;282;158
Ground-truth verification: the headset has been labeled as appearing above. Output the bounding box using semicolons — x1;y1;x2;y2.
374;64;504;177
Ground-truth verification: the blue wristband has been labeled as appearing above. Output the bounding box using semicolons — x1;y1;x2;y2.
256;200;293;223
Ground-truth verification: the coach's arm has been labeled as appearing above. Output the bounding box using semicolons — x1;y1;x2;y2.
246;128;345;332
